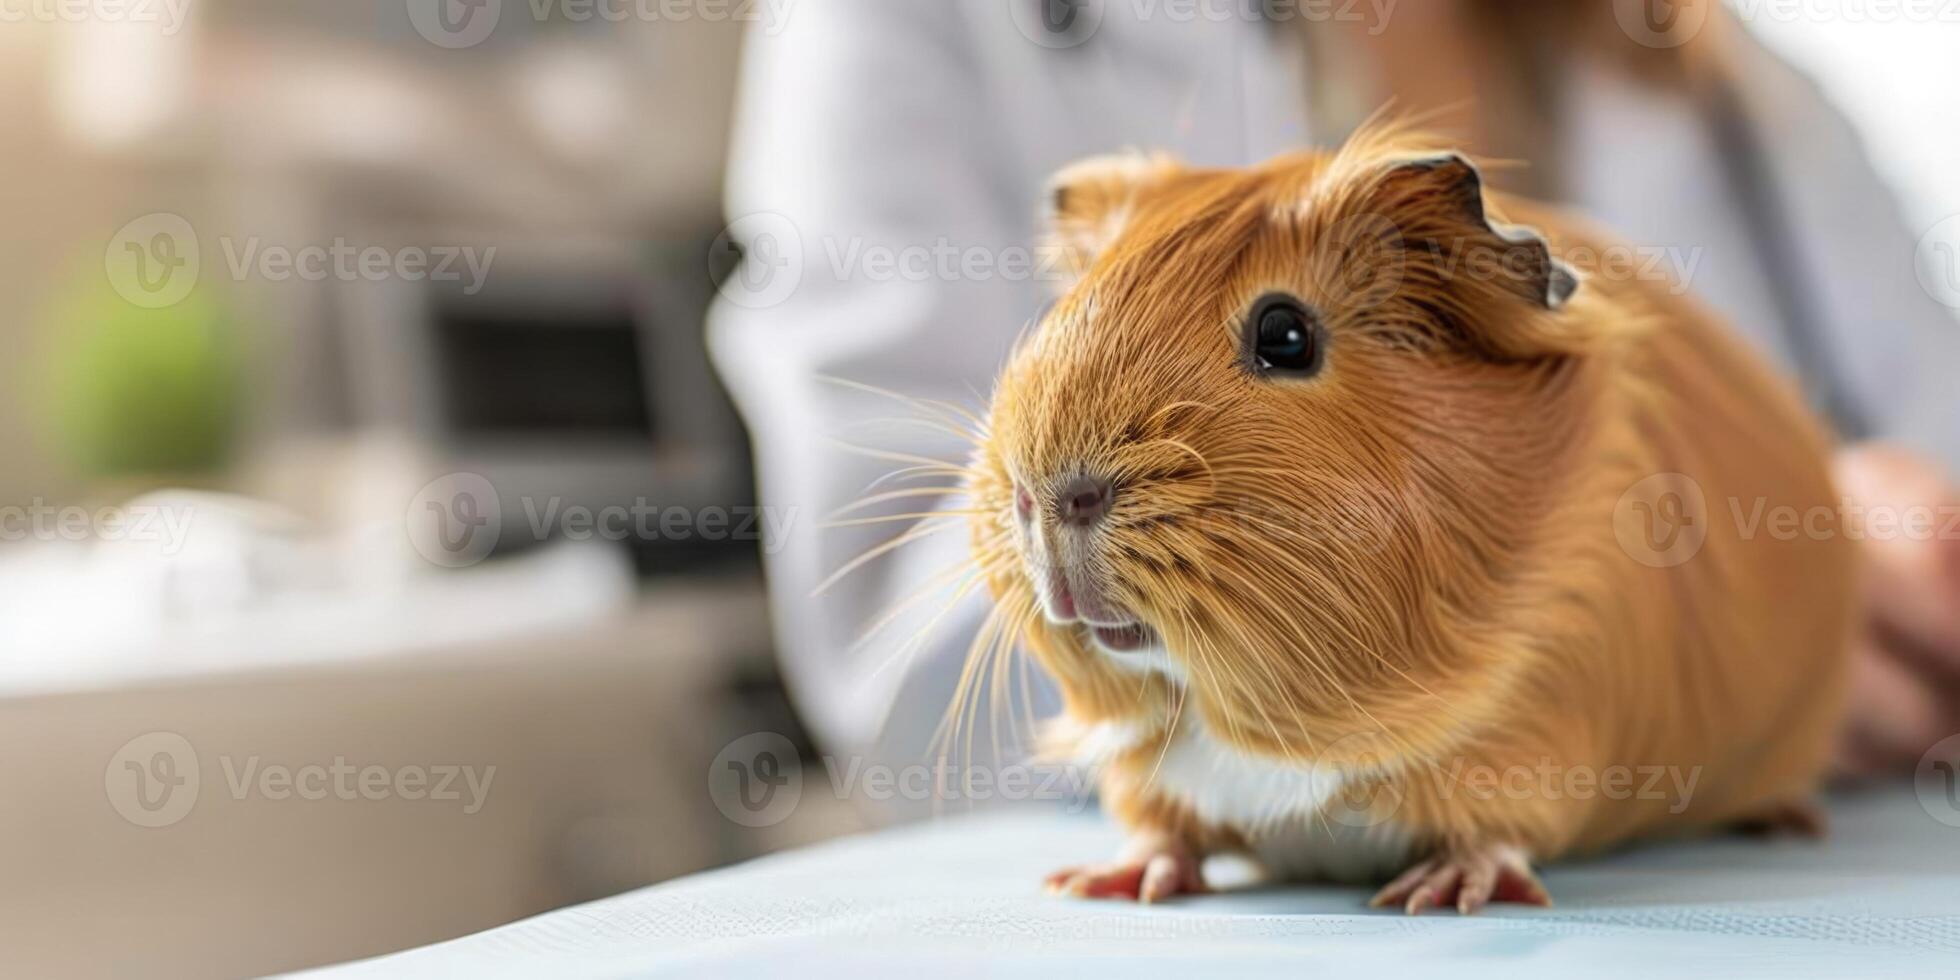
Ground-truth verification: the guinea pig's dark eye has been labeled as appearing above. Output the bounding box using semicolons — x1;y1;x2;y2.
1244;294;1324;378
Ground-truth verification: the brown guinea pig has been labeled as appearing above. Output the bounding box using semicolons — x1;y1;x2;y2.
962;124;1854;913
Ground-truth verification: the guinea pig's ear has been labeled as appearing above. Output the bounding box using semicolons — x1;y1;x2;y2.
1376;153;1581;313
1042;153;1183;286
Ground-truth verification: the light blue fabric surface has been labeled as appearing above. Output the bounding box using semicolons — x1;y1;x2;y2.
305;787;1960;978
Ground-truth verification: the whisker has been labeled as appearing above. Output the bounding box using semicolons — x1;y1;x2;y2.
827;486;968;520
1148;438;1215;486
819;510;987;530
838;415;982;448
1209;515;1464;725
829;440;971;474
862;465;972;495
1146;400;1219;428
1201;560;1404;751
1143;652;1190;792
865;567;997;684
1013;612;1040;748
850;553;998;654
810;518;964;597
929;602;1001;793
817;375;989;444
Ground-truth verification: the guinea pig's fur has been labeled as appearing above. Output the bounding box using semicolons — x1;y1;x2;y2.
964;124;1854;911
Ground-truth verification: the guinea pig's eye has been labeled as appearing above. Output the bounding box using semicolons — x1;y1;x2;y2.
1244;294;1324;378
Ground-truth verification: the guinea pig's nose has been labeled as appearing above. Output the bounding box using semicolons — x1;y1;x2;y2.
1057;476;1113;528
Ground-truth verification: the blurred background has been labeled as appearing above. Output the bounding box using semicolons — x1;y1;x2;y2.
1;4;860;978
1;2;1957;978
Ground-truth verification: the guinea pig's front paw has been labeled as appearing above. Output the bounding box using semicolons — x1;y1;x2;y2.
1369;844;1550;915
1042;832;1207;903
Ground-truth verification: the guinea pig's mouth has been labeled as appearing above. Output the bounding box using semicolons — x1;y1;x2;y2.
1087;622;1158;654
1082;621;1181;680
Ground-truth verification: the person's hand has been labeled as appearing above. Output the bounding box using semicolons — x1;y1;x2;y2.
1831;444;1960;778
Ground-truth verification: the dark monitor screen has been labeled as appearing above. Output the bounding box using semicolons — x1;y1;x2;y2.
429;303;655;440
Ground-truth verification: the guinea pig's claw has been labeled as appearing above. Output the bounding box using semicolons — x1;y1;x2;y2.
1044;844;1207;903
1370;845;1550;915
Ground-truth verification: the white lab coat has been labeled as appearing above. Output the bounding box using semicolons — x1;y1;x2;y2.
708;1;1960;804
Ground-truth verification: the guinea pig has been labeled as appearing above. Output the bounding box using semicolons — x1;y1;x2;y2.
961;124;1855;913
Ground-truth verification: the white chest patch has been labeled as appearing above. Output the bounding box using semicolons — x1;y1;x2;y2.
1078;717;1413;884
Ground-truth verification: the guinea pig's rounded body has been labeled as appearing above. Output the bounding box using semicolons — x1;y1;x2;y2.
966;129;1854;912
